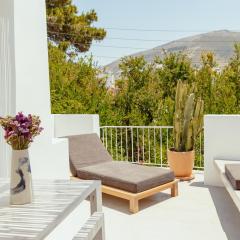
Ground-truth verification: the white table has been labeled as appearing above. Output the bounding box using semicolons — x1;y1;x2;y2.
0;179;104;240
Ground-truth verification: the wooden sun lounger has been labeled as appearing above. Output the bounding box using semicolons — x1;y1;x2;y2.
68;133;179;213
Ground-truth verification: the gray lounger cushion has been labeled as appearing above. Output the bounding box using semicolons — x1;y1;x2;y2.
225;164;240;190
77;161;175;193
68;134;112;176
68;133;175;193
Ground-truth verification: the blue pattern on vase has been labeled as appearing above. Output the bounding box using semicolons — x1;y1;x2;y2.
11;157;31;195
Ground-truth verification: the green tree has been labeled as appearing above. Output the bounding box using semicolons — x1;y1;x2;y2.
194;52;218;113
46;0;106;52
221;44;240;108
211;75;237;114
154;52;194;125
47;2;110;123
49;44;112;122
114;56;162;126
155;52;194;99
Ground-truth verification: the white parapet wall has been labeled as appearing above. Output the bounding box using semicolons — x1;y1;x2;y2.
204;115;240;186
54;114;100;138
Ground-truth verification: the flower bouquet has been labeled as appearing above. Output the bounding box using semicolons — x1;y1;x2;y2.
0;112;43;205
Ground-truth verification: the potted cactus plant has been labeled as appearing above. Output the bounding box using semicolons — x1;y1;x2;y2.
167;80;204;180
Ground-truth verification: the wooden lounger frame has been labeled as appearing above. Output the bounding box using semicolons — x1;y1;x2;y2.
102;179;179;213
72;175;179;213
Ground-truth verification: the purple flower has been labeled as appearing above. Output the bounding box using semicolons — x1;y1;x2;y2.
0;112;43;150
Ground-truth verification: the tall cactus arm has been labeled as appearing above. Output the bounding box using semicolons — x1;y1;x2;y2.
181;93;195;151
175;80;181;112
193;99;204;138
174;81;188;151
174;113;182;151
185;121;194;151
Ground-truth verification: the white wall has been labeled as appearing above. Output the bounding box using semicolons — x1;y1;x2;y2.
0;1;15;109
0;0;16;177
54;114;100;138
204;115;240;186
0;0;69;179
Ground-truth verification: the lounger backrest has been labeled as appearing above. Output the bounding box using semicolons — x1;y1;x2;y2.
67;133;113;176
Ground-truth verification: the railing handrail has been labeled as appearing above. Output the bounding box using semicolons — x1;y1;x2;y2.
100;126;173;129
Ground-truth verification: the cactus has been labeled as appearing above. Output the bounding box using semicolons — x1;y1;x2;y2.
173;80;204;152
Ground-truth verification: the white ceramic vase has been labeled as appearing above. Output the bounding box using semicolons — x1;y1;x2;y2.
10;149;32;205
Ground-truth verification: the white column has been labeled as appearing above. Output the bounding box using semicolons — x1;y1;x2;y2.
0;0;15;177
204;115;240;186
0;0;69;179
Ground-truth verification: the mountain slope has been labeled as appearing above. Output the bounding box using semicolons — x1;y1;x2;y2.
105;30;240;75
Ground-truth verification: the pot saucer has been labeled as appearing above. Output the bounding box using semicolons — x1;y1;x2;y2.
176;174;195;181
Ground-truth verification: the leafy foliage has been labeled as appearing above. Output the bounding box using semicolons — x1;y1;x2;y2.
46;0;106;52
49;44;112;120
49;46;240;126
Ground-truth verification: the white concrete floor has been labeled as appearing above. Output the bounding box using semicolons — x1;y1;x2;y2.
97;173;240;240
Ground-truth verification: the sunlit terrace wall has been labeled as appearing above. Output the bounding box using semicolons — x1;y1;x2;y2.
204;115;240;186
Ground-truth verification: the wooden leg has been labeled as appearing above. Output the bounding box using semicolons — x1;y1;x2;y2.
99;213;105;240
90;188;102;214
90;191;97;214
94;230;102;240
171;182;178;197
129;198;139;213
94;227;105;240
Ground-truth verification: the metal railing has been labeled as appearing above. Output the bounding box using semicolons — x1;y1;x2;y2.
100;126;204;170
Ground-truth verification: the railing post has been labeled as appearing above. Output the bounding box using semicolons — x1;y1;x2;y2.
111;128;113;156
120;128;123;161
105;128;108;150
154;128;156;164
102;128;105;148
131;127;134;162
115;128;118;161
142;128;145;163
126;127;128;161
200;132;202;168
137;128;139;163
160;128;163;167
148;128;150;164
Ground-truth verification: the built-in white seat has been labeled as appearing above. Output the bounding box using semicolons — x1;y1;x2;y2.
214;159;240;212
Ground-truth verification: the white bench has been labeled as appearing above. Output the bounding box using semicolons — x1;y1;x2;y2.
73;212;105;240
214;160;240;212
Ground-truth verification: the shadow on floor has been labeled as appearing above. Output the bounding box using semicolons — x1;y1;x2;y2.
190;181;240;240
102;191;171;215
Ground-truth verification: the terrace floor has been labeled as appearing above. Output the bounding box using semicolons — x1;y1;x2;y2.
78;173;240;240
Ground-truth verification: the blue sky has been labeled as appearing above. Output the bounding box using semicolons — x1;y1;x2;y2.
73;0;240;66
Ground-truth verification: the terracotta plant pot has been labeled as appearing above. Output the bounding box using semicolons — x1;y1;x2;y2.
167;149;195;180
10;149;32;205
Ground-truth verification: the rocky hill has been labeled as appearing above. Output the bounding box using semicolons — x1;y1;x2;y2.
105;30;240;76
